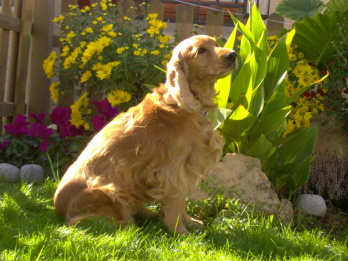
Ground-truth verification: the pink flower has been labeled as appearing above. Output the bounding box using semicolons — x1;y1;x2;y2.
0;140;10;149
4;114;30;136
92;98;118;131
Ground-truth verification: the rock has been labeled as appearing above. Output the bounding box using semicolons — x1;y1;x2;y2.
296;194;326;217
20;164;45;183
191;153;294;223
0;163;20;183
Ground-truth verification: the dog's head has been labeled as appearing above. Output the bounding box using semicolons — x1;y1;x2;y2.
164;35;237;112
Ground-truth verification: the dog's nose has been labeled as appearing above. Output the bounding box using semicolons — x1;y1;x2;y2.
224;51;237;62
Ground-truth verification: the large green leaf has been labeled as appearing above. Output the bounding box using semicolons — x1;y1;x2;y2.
277;126;318;165
264;29;295;101
292;10;348;64
208;108;232;130
249;106;291;139
324;0;348;14
221;105;255;146
245;134;273;158
215;27;237;109
275;0;325;21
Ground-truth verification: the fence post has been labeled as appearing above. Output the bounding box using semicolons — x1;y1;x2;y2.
205;5;223;38
148;0;164;21
14;0;33;118
27;0;54;120
176;3;193;41
0;0;12;107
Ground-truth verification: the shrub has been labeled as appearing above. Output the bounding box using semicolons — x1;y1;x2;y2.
299;152;348;210
44;0;174;117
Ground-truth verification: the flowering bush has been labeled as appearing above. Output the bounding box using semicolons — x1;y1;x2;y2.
44;0;173;117
0;99;118;173
267;36;326;136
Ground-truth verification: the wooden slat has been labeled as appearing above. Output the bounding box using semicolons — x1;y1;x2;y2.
0;0;12;104
148;0;164;21
0;102;14;116
176;3;194;41
27;0;54;119
206;5;223;37
3;0;23;126
14;0;33;117
0;14;21;32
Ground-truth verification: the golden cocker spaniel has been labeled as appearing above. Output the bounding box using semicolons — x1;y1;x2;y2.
54;35;237;234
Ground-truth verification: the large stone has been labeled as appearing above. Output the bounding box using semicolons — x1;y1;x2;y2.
191;153;293;223
20;164;45;183
0;163;20;183
296;194;326;217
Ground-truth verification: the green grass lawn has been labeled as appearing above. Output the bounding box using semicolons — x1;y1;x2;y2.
0;180;347;261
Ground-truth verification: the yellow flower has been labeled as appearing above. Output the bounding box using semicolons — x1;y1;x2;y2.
81;70;92;83
288;53;297;61
108;31;117;37
61;46;70;57
107;89;132;106
102;24;113;32
116;47;125;54
43;51;58;78
298;52;304;58
68;4;78;10
161;60;168;66
49;82;60;103
100;2;108;10
147;13;158;20
97;17;103;22
52;15;65;23
151;50;160;55
133;50;141;56
85;27;93;33
63;47;81;69
70;92;90;129
158;35;171;44
92;61;120;80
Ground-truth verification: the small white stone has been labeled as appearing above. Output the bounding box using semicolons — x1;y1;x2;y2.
20;164;45;183
296;194;327;217
0;163;20;183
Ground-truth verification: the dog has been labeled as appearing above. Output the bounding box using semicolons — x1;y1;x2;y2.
54;35;237;234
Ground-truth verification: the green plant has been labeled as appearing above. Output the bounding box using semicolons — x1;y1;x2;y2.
44;0;174;111
275;0;325;21
211;4;327;198
275;0;348;134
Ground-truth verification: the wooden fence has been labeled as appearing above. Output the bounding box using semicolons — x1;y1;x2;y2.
0;0;286;132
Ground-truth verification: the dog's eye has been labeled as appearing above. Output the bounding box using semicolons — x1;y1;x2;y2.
197;47;206;54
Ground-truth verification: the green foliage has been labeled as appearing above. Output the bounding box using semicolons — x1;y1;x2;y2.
275;0;325;21
213;4;324;198
292;9;348;64
323;0;348;14
0;135;44;167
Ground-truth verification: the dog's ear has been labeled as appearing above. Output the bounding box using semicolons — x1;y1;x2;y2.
164;52;200;112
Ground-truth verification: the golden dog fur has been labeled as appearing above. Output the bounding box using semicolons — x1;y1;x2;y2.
54;35;237;234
